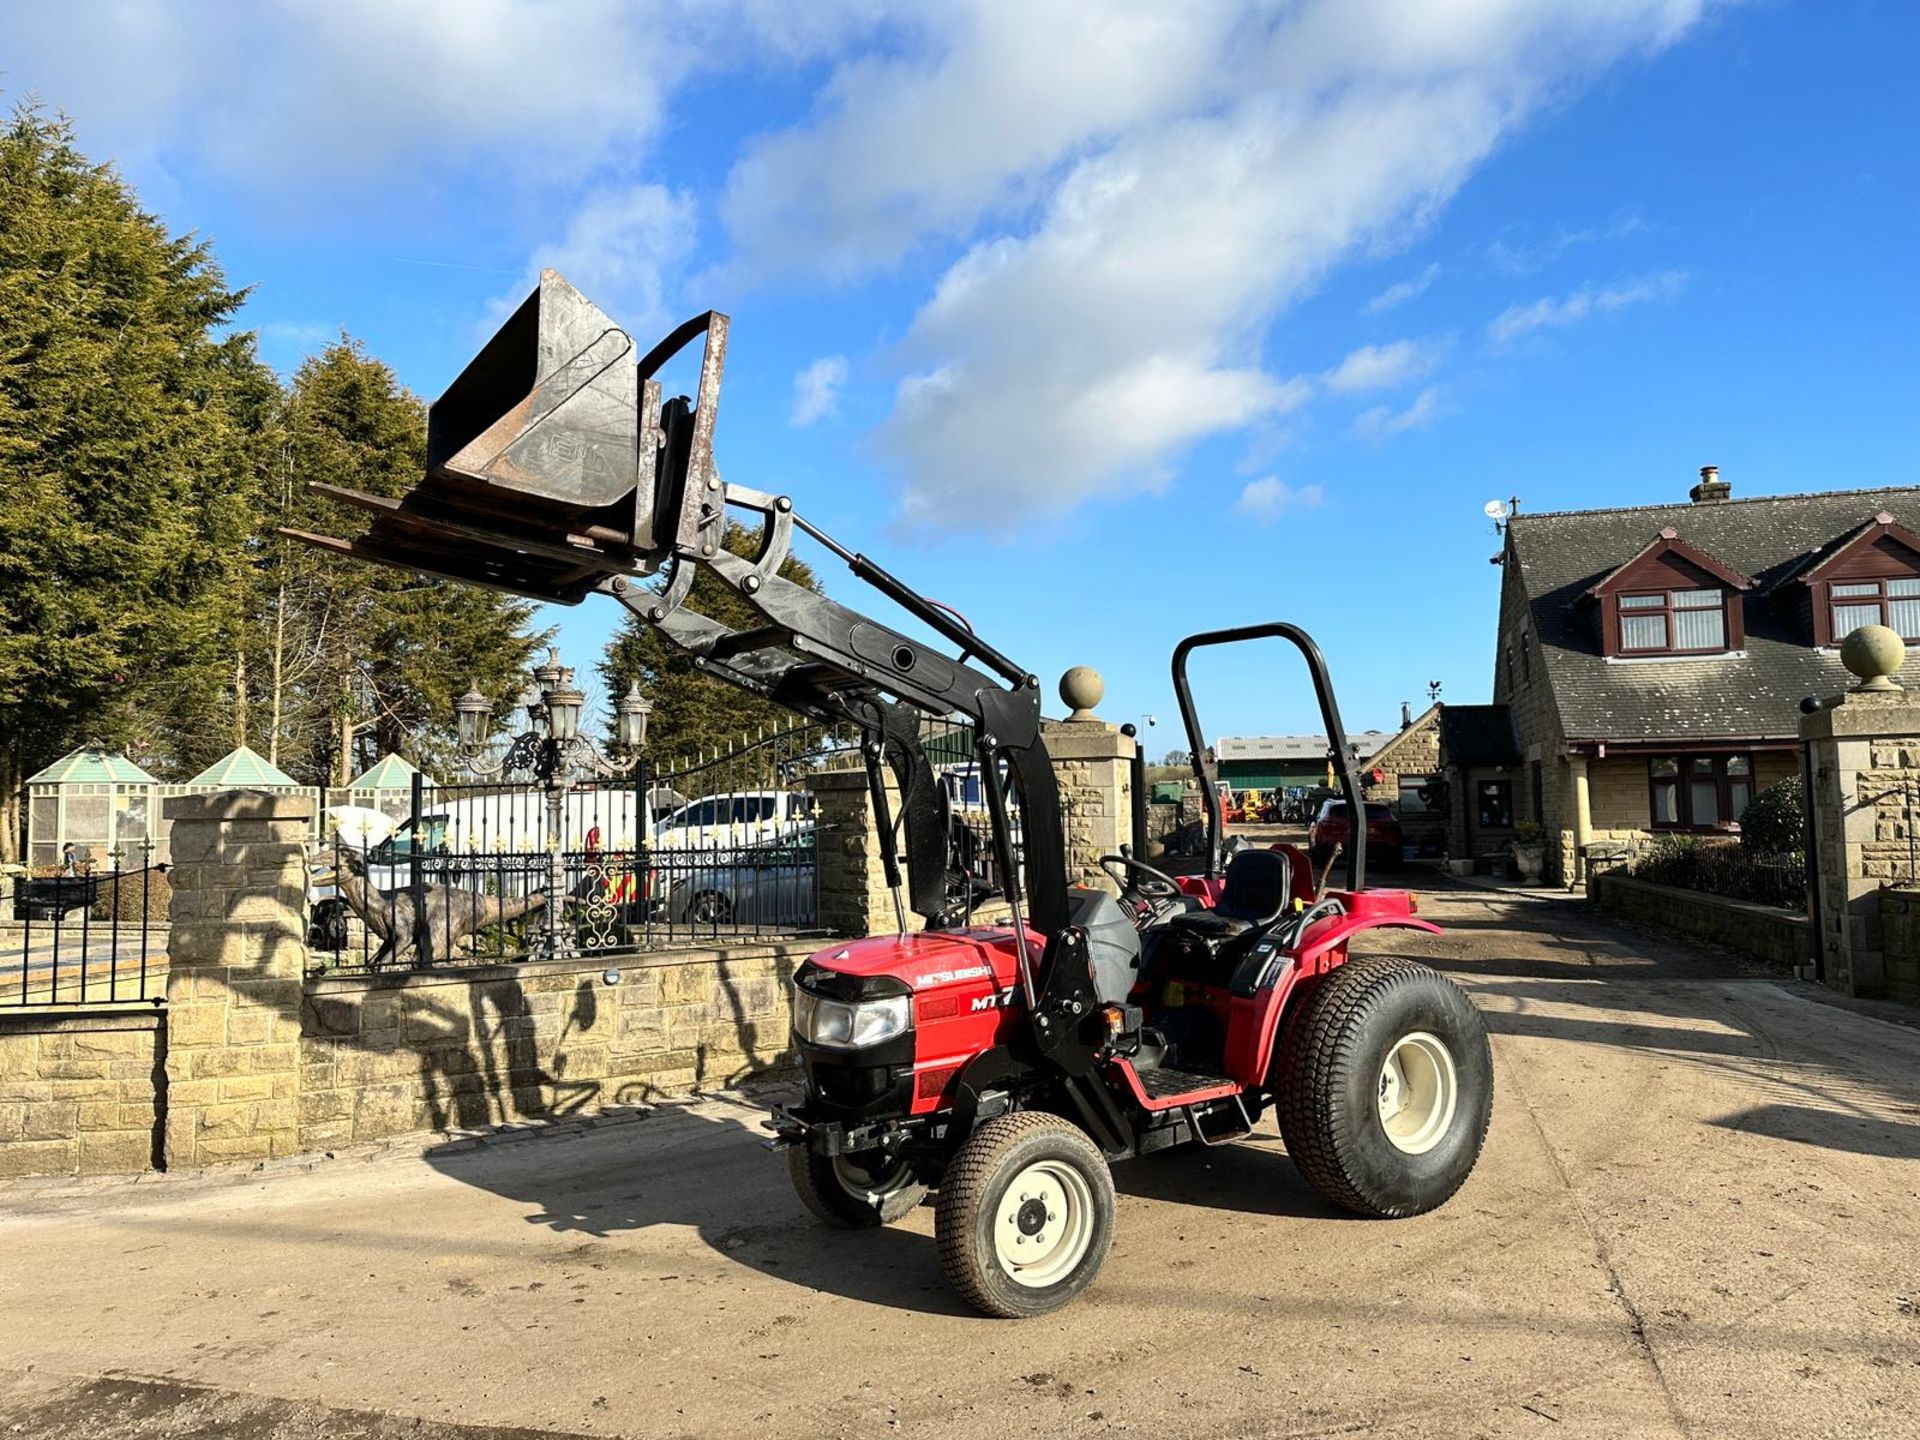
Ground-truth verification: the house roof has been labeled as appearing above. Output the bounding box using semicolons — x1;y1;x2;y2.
1439;707;1522;766
349;753;429;790
27;746;158;787
1215;731;1394;764
1365;704;1442;772
1508;485;1920;742
186;745;300;788
1586;529;1756;596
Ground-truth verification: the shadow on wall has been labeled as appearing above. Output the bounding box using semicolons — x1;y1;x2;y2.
302;951;799;1138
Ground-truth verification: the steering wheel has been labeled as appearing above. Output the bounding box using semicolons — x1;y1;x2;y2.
1099;852;1183;901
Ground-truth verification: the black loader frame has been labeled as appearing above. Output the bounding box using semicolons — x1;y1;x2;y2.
286;269;1073;1005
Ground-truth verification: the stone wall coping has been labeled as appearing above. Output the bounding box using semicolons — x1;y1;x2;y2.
163;788;316;823
1040;726;1136;760
1799;692;1920;740
304;937;825;997
1594;870;1810;924
0;1004;166;1030
809;767;877;792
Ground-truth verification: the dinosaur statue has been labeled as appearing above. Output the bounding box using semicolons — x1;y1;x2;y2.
326;847;549;968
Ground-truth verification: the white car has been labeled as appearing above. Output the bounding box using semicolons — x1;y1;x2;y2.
651;789;814;853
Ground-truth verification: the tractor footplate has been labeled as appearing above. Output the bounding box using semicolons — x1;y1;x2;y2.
1139;1065;1232;1100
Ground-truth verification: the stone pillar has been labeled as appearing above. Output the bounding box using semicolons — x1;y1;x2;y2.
1569;755;1593;882
162;790;310;1167
1042;720;1135;896
1800;626;1920;997
812;768;920;940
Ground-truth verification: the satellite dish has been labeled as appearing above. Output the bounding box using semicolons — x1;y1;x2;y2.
1483;498;1510;521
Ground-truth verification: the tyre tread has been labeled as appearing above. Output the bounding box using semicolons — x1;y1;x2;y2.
1278;955;1489;1218
936;1112;1109;1318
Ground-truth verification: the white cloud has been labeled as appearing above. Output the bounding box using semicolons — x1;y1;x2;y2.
1324;339;1437;394
791;355;850;426
1;0;888;198
1356;386;1443;442
496;185;698;338
1237;477;1324;523
1485;210;1650;274
1363;262;1441;315
1488;269;1688;345
757;0;1718;530
720;3;1242;280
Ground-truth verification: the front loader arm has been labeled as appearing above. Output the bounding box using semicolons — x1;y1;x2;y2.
283;273;1069;957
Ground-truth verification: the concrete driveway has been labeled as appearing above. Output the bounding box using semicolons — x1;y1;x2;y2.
1;887;1916;1439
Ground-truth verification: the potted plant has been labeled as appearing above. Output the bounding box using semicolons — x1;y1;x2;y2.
1510;820;1546;882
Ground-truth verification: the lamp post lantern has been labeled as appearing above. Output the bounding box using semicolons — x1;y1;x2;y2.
455;648;648;959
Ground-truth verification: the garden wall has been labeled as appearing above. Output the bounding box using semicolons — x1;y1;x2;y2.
1593;872;1809;969
0;1007;162;1178
300;942;807;1149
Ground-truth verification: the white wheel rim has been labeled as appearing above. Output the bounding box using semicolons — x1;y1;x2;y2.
833;1155;911;1203
992;1159;1095;1289
1377;1031;1458;1156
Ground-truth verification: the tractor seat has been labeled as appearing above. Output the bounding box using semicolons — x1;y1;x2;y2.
1164;848;1292;942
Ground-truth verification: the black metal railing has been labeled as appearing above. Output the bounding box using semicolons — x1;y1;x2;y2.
5;845;166;1006
307;721;847;976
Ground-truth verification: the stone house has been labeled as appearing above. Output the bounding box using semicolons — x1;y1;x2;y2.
1455;468;1920;883
1359;703;1445;855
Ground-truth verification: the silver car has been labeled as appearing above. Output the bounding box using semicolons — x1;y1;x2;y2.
663;832;816;927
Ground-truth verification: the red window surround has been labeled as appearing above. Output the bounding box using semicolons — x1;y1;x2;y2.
1801;513;1920;647
1648;753;1755;830
1589;529;1754;659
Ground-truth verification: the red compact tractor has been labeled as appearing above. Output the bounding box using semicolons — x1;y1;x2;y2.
293;271;1493;1320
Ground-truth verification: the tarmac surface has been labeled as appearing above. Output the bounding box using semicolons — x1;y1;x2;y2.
1;884;1917;1439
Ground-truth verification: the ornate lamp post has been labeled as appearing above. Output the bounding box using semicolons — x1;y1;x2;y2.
455;649;651;958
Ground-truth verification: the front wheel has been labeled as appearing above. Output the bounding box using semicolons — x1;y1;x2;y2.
935;1113;1115;1318
788;1147;927;1228
1277;956;1492;1218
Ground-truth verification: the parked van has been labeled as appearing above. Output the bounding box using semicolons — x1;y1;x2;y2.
651;790;813;852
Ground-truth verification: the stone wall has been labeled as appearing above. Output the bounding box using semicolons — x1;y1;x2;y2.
161;791;310;1169
0;1008;162;1179
1363;706;1443;852
1799;688;1920;996
1871;889;1920;1005
1592;872;1810;969
300;942;808;1148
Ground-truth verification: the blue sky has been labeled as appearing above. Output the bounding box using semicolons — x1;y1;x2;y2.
6;0;1916;755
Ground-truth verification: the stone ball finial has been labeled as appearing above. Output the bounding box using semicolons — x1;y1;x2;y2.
1841;624;1905;692
1059;665;1104;721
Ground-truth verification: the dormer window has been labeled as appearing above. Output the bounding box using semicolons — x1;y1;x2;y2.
1830;578;1920;642
1803;513;1920;647
1619;588;1728;654
1589;528;1754;660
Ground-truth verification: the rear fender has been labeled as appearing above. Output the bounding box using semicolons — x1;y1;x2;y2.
1227;913;1444;1088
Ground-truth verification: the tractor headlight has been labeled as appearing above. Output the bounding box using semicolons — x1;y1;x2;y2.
792;987;911;1050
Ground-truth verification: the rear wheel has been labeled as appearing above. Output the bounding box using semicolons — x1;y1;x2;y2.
689;889;733;924
1277;956;1492;1218
936;1113;1115;1318
788;1147;927;1228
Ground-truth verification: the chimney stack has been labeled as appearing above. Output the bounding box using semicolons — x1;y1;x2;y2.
1690;464;1730;504
1401;701;1413;729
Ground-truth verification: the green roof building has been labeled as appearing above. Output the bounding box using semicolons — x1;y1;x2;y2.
185;745;300;789
24;747;160;870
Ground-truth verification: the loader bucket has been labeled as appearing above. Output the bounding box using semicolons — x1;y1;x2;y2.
427;268;640;513
283;271;730;604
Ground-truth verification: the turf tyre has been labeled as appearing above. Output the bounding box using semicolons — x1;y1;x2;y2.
1277;955;1492;1218
936;1113;1115;1318
788;1147;927;1228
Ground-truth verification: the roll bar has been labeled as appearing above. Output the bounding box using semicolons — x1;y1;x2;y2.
1170;622;1369;893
